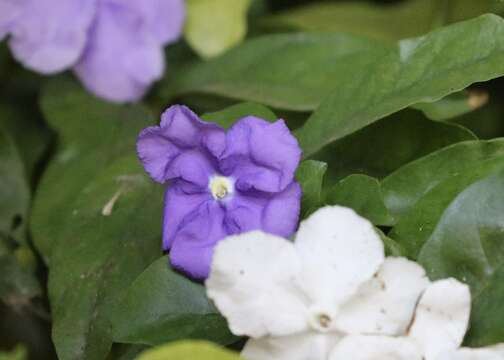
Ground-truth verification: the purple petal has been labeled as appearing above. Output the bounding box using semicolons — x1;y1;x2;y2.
8;0;96;74
137;105;224;184
223;193;267;234
220;117;302;193
262;182;302;237
169;201;227;280
162;181;211;250
119;0;185;44
225;182;301;238
0;0;25;41
158;105;225;156
165;150;217;188
74;1;163;102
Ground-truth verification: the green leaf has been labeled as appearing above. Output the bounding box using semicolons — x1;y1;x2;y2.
262;0;438;41
185;0;252;58
0;127;29;242
0;345;27;360
31;78;164;360
0;244;41;306
407;173;504;346
296;15;504;157
382;139;504;220
109;257;236;346
262;0;496;42
136;341;242;360
325;174;394;226
201;102;277;129
295;160;327;217
466;266;504;347
315;109;475;183
163;33;388;111
412;90;489;121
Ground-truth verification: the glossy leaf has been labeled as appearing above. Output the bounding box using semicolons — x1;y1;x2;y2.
297;15;504;157
31;78;163;360
325;174;394;226
295;160;327;217
315;109;475;183
262;0;438;41
136;341;242;360
405;173;504;346
185;0;252;58
201;102;277;129
163;33;388;111
109;257;236;346
382;139;504;220
412;90;489;121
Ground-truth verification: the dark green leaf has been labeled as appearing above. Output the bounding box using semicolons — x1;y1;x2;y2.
201;102;277;129
262;0;438;41
163;33;388;111
404;173;504;346
109;257;235;346
295;160;327;217
315;109;475;182
325;174;394;226
466;266;504;347
382;139;504;220
297;15;504;157
0;128;29;242
31;78;163;360
412;90;488;121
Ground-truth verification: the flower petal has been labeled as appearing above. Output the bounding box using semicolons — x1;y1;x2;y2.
8;0;96;73
162;181;212;250
120;0;185;44
262;182;302;237
335;257;430;336
409;279;471;360
169;201;226;280
220;117;301;193
158;105;225;155
137;105;224;184
329;335;422;360
0;0;25;41
294;206;385;309
242;333;341;360
206;231;308;338
74;1;162;102
224;182;301;238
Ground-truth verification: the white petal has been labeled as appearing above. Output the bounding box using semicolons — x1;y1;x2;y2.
206;231;308;338
242;332;341;360
329;335;423;360
409;278;471;360
295;206;385;308
335;257;430;336
437;345;504;360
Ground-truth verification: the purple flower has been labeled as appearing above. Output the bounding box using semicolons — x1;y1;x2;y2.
0;0;184;102
137;105;303;279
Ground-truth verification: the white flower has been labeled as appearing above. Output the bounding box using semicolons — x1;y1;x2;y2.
331;278;504;360
206;206;430;360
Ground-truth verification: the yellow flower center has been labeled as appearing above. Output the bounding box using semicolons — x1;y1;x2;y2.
209;176;233;200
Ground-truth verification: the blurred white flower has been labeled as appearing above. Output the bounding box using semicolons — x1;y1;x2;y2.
206;206;429;360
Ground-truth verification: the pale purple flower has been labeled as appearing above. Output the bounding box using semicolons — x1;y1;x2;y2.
137;105;302;279
0;0;184;102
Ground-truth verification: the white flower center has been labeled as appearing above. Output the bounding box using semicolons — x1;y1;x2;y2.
308;307;334;333
209;176;234;200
